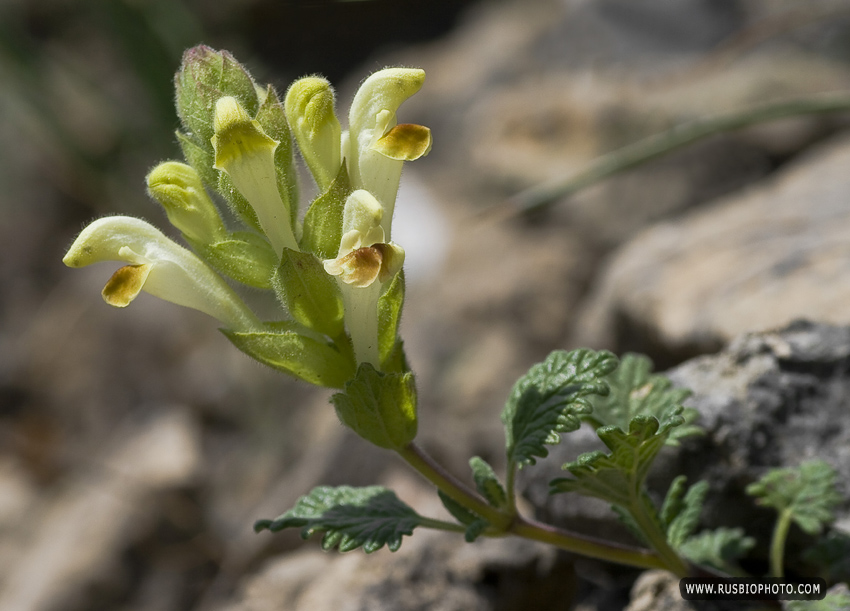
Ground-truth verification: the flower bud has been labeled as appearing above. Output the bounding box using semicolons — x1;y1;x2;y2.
175;45;259;147
146;161;226;245
285;77;342;192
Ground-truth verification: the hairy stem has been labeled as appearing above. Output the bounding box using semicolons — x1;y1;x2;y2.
397;443;510;529
493;92;850;218
770;509;792;579
512;517;669;571
627;496;691;578
398;442;681;573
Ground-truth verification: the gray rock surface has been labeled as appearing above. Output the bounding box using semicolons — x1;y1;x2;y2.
572;134;850;365
219;531;575;611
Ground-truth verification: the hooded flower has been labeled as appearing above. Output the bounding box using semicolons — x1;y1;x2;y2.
321;190;404;367
343;68;431;240
212;96;298;256
63;216;260;331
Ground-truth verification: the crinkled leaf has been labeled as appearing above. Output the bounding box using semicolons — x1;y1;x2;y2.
331;363;417;450
469;456;507;509
679;527;755;576
273;248;344;337
587;353;701;445
378;270;405;371
667;480;709;548
502;349;617;467
746;460;842;536
549;414;682;506
301;164;351;260
223;322;355;388
254;485;423;553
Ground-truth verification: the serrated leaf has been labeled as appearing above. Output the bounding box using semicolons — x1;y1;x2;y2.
746;460;842;536
679;527;755;576
301;164;351;260
469;457;507;509
272;247;344;337
502;349;617;467
549;415;681;506
587;353;701;445
438;490;479;526
332;363;417;450
254;485;423;553
667;480;709;548
223;322;355;388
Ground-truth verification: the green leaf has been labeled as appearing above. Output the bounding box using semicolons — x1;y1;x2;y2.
469;457;507;509
435;491;491;542
803;530;850;583
678;527;755;576
254;485;423;553
438;490;480;526
502;348;617;467
785;588;850;611
549;415;682;505
223;323;355;388
660;475;689;528
464;519;490;543
378;270;405;371
587;353;701;445
301;164;351;260
332;363;417;450
192;231;277;289
177;130;218;192
667;480;709;548
272;247;344;337
611;504;649;545
746;460;842;536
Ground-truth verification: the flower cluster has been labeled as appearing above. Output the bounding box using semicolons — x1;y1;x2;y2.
64;46;430;404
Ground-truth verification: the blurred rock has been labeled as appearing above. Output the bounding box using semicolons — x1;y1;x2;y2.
572;133;850;366
625;570;695;611
388;0;850;224
0;410;200;611
219;530;575;611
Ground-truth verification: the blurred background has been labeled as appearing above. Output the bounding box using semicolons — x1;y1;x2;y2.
3;0;850;609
